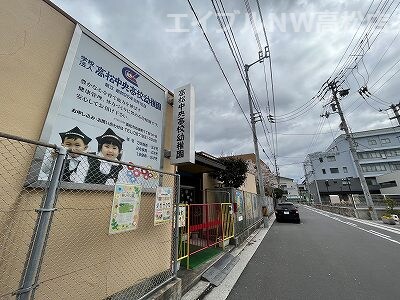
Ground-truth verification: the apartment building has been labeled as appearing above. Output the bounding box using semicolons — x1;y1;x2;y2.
304;126;400;202
279;176;300;201
233;153;276;195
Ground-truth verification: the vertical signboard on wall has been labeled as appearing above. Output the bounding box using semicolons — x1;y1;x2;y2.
171;84;195;165
36;25;167;185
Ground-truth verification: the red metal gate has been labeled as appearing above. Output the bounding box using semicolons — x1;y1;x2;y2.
188;204;223;255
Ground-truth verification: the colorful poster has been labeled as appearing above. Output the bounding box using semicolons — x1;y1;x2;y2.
178;206;186;227
154;187;173;225
244;192;253;221
109;183;141;234
235;190;244;222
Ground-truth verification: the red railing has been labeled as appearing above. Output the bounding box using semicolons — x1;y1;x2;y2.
188;203;223;255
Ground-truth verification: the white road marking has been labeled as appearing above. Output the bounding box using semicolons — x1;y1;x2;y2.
303;206;400;245
368;230;391;239
304;206;400;235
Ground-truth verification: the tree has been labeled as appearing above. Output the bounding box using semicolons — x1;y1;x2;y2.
384;196;395;216
273;188;285;199
215;157;248;188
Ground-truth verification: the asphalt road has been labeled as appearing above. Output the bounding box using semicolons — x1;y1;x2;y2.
226;206;400;300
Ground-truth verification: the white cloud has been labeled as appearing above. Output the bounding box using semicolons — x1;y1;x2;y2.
50;0;400;181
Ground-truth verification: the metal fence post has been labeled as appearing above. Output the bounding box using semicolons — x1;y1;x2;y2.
16;147;67;300
172;175;180;276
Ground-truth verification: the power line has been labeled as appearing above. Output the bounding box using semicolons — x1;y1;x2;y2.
189;0;276;167
211;0;275;164
187;0;251;134
254;0;279;178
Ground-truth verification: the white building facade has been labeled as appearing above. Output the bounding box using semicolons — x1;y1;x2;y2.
304;126;400;203
279;176;300;201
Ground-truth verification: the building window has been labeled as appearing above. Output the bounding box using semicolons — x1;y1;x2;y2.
329;146;338;152
386;150;395;157
366;178;378;185
330;168;339;174
381;138;391;144
319;157;323;162
368;139;377;146
343;167;348;173
379;180;397;188
358;152;367;159
327;156;336;162
362;164;387;172
390;163;400;171
322;169;326;174
358;151;382;159
371;152;382;158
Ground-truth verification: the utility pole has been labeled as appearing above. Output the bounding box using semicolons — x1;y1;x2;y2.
389;104;400;125
306;160;322;205
329;82;378;220
245;48;268;205
267;115;280;198
313;171;322;205
302;162;310;203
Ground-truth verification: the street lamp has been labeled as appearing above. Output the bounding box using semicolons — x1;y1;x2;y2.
244;47;269;206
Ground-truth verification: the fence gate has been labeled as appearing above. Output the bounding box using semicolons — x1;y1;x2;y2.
177;203;234;269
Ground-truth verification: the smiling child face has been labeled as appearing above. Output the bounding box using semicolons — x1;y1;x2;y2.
62;137;88;158
101;143;120;160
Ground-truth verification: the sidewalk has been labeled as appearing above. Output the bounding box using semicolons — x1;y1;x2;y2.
177;244;235;296
181;215;276;300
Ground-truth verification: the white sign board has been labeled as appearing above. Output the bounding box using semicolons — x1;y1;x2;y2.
178;206;186;228
171;84;195;165
38;25;166;183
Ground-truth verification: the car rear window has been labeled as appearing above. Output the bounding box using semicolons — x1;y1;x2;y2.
277;203;295;208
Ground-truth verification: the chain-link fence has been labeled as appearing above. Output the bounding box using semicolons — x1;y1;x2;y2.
0;135;53;300
0;132;180;300
232;189;263;238
265;196;274;217
353;194;400;208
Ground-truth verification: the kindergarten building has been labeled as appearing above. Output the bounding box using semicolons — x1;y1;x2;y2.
0;1;267;299
0;0;182;299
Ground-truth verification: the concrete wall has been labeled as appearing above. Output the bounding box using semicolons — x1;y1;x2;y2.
0;0;75;139
376;171;400;194
239;172;257;194
0;0;176;298
202;172;257;204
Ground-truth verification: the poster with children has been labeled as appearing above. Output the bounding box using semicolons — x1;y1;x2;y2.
154;187;173;225
109;183;141;234
34;25;166;187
